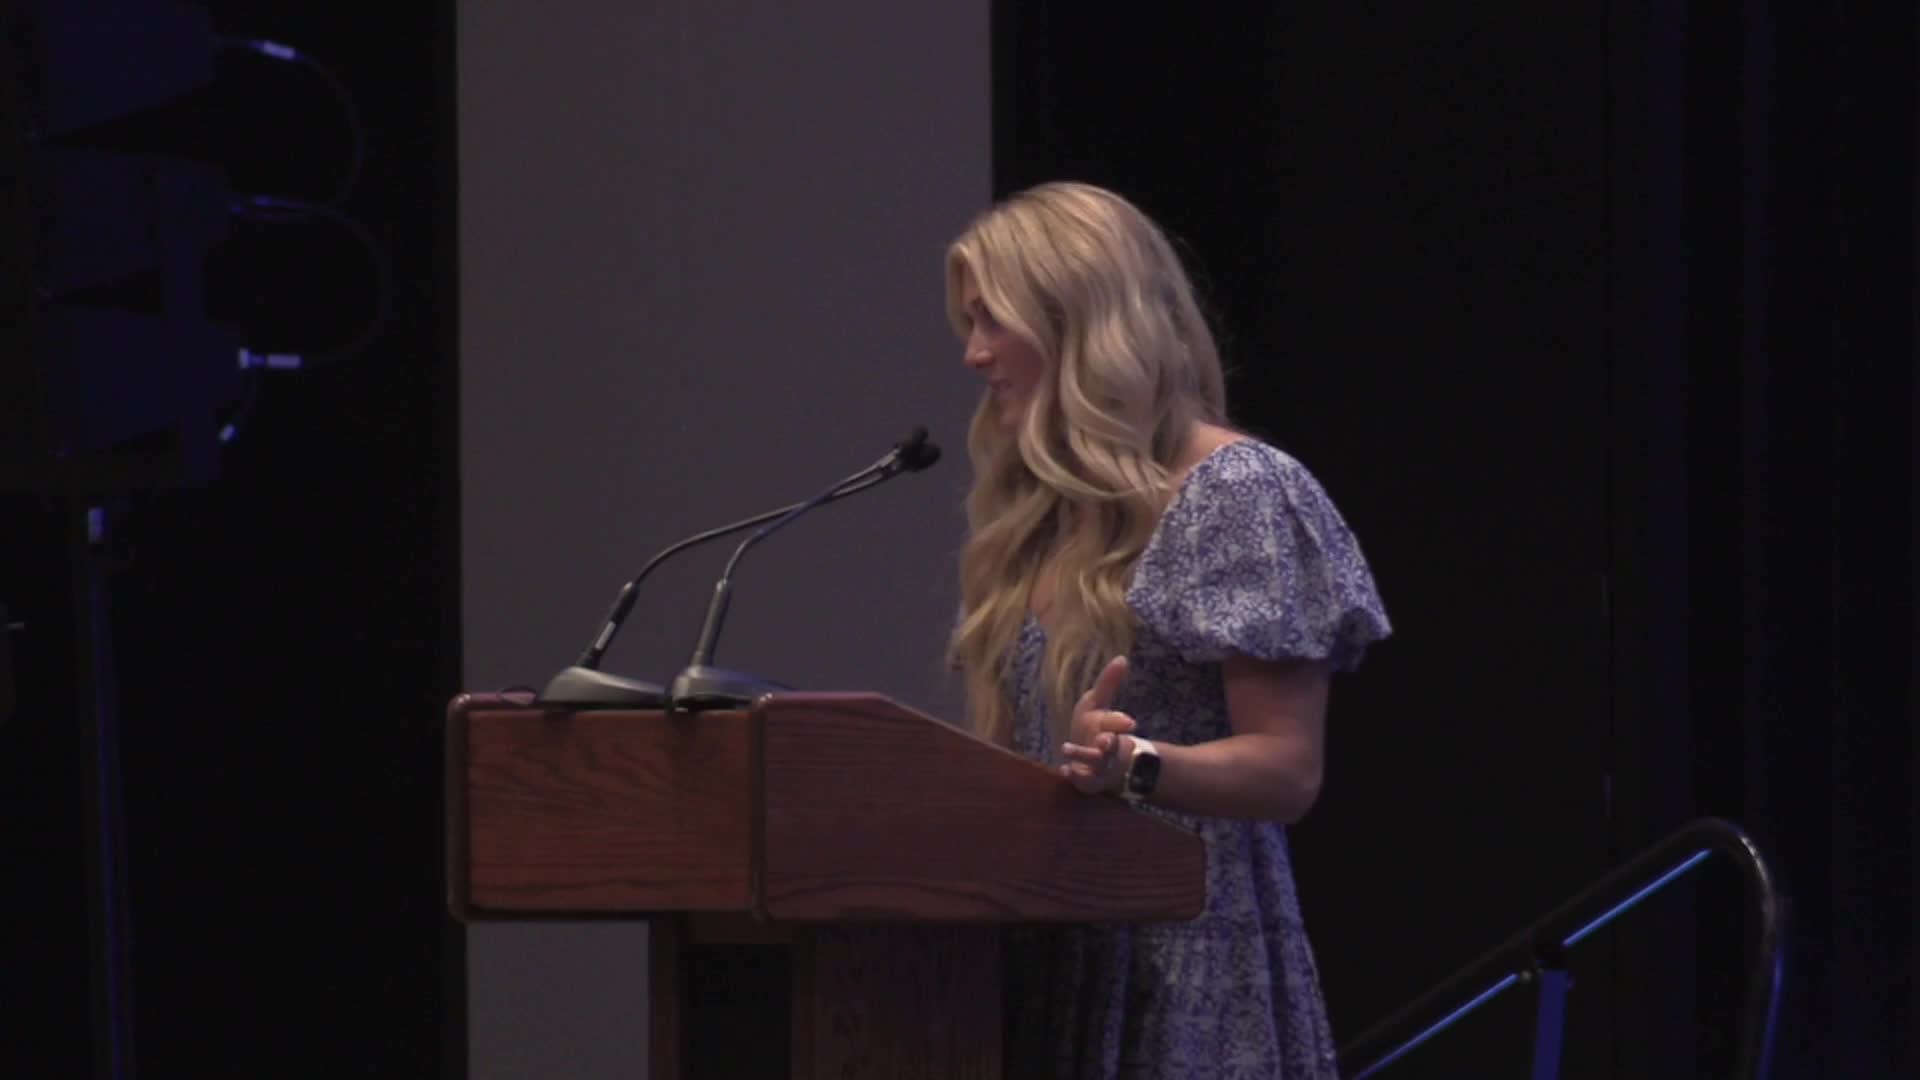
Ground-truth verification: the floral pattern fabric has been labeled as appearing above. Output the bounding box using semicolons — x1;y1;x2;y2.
1003;440;1392;1080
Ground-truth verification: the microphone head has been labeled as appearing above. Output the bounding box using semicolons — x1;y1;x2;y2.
904;441;942;471
893;426;942;472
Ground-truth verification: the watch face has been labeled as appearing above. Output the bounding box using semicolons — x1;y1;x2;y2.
1127;749;1162;797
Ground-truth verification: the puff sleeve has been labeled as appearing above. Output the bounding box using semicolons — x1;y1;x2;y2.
1127;443;1391;670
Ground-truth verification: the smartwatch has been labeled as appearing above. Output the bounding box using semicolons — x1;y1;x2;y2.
1121;737;1161;804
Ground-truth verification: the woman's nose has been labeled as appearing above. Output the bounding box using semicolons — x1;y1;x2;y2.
962;334;991;369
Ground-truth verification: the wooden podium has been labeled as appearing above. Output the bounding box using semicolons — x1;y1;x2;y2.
446;691;1206;1079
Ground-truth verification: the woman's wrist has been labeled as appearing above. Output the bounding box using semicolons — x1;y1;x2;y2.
1117;735;1161;802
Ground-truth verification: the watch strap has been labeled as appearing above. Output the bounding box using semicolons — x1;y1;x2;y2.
1122;736;1160;803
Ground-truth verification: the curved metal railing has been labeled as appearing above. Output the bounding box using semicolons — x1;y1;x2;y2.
1337;817;1785;1080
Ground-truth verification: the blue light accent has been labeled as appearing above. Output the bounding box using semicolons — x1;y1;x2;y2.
1352;974;1521;1080
238;347;304;371
1561;849;1711;947
253;39;300;62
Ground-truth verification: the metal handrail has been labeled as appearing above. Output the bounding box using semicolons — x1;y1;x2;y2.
1336;817;1785;1080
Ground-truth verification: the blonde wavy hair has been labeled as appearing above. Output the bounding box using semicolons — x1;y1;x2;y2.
946;181;1228;746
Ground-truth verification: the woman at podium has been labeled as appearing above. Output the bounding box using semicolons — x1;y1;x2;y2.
945;181;1392;1080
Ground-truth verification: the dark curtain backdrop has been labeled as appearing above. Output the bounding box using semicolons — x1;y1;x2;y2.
1622;3;1915;1076
995;2;1914;1078
0;1;460;1077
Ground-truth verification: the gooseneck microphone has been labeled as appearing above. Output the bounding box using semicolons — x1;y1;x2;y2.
668;427;941;711
538;427;940;707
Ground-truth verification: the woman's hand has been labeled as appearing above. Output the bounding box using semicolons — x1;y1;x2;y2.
1059;655;1137;794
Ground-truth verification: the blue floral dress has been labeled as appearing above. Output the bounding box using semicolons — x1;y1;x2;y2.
1002;440;1392;1080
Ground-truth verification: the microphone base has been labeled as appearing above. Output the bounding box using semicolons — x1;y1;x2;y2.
669;665;790;712
539;666;669;708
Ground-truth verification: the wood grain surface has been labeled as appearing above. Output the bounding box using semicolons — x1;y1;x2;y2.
792;925;1000;1080
460;706;758;913
759;693;1206;923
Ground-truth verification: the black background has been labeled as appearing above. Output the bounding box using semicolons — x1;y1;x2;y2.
2;0;460;1076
